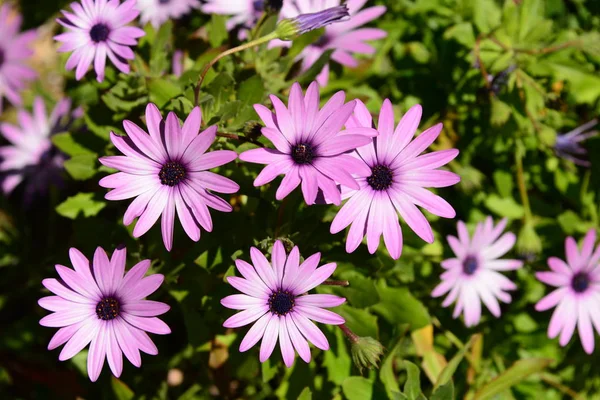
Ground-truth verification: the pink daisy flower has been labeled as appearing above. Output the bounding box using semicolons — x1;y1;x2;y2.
39;246;171;382
136;0;201;29
99;103;239;251
275;0;387;85
535;229;600;354
0;97;75;198
431;217;523;327
0;4;37;111
238;81;377;206
330;99;460;259
54;0;145;82
200;0;265;34
221;240;345;366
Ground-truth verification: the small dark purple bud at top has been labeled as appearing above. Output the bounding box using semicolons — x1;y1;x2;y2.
264;0;283;14
294;5;349;35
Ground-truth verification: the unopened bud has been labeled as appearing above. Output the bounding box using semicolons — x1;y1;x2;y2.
516;221;542;261
275;5;349;41
350;336;385;374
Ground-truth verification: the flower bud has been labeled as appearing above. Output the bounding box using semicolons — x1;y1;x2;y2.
351;336;385;374
275;5;349;41
516;221;542;261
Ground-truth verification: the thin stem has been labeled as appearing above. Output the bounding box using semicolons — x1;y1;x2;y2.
515;40;579;55
216;132;265;147
339;324;359;344
474;34;491;91
515;144;532;221
193;32;279;105
323;280;350;287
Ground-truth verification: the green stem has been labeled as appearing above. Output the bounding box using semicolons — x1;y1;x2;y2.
515;144;532;221
193;31;279;105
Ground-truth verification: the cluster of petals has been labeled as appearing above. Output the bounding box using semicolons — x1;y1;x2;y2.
0;97;73;197
0;4;37;111
55;0;145;82
276;0;387;85
330;99;460;259
432;217;523;327
136;0;201;29
39;246;170;381
221;241;346;366
535;229;600;354
239;81;377;206
99;104;239;251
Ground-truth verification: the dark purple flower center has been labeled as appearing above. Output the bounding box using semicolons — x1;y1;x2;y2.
291;143;315;164
268;289;295;316
367;165;393;191
159;161;187;186
96;297;120;320
0;48;5;68
462;255;478;275
89;23;110;43
571;272;590;293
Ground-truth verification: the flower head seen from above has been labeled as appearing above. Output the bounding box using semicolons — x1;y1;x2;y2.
221;241;346;367
554;119;598;167
136;0;201;29
55;0;145;82
431;217;523;327
99;103;239;251
275;0;387;86
330;99;460;259
0;97;76;199
39;246;171;382
239;82;377;206
275;5;349;41
201;0;266;34
0;4;37;111
535;229;600;354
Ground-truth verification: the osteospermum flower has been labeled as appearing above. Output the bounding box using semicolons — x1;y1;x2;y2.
55;0;145;82
221;241;345;366
239;82;377;205
275;0;387;85
431;217;523;327
554;119;598;167
39;246;171;382
136;0;201;29
330;99;460;259
201;0;265;34
535;229;600;354
0;97;75;198
0;4;37;111
99;103;239;251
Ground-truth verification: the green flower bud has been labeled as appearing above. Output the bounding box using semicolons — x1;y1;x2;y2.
516;221;542;261
351;336;385;374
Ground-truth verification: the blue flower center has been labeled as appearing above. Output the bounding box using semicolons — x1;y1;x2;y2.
367;165;393;191
159;161;187;186
291;143;315;164
462;255;478;275
89;23;110;43
268;290;295;316
96;297;120;320
571;272;590;293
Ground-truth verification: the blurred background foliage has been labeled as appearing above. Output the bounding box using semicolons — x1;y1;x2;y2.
0;0;599;398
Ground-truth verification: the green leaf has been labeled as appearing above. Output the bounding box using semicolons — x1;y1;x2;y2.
473;358;553;400
342;377;374;400
51;132;95;157
208;14;228;48
238;75;265;107
150;20;173;76
403;361;422;400
443;22;475;47
493;170;514;198
64;154;98;180
484;194;524;219
431;381;455;400
434;335;478;390
371;281;430;330
56;193;106;219
473;0;501;33
545;62;600;104
323;328;352;385
261;358;278;383
490;97;512;126
337;306;378;339
111;377;134;400
380;336;403;397
298;49;334;85
148;79;182;108
340;274;380;308
297;387;312;400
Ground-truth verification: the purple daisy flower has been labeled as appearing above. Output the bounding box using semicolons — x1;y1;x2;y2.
221;240;345;366
535;229;600;354
238;81;377;206
0;97;76;199
39;246;171;382
99;103;239;251
54;0;145;82
201;0;265;34
554;119;598;167
275;0;387;85
432;217;523;327
137;0;201;29
330;99;460;259
0;4;37;111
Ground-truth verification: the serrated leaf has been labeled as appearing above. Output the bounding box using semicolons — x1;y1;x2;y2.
56;193;106;219
473;358;552;400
